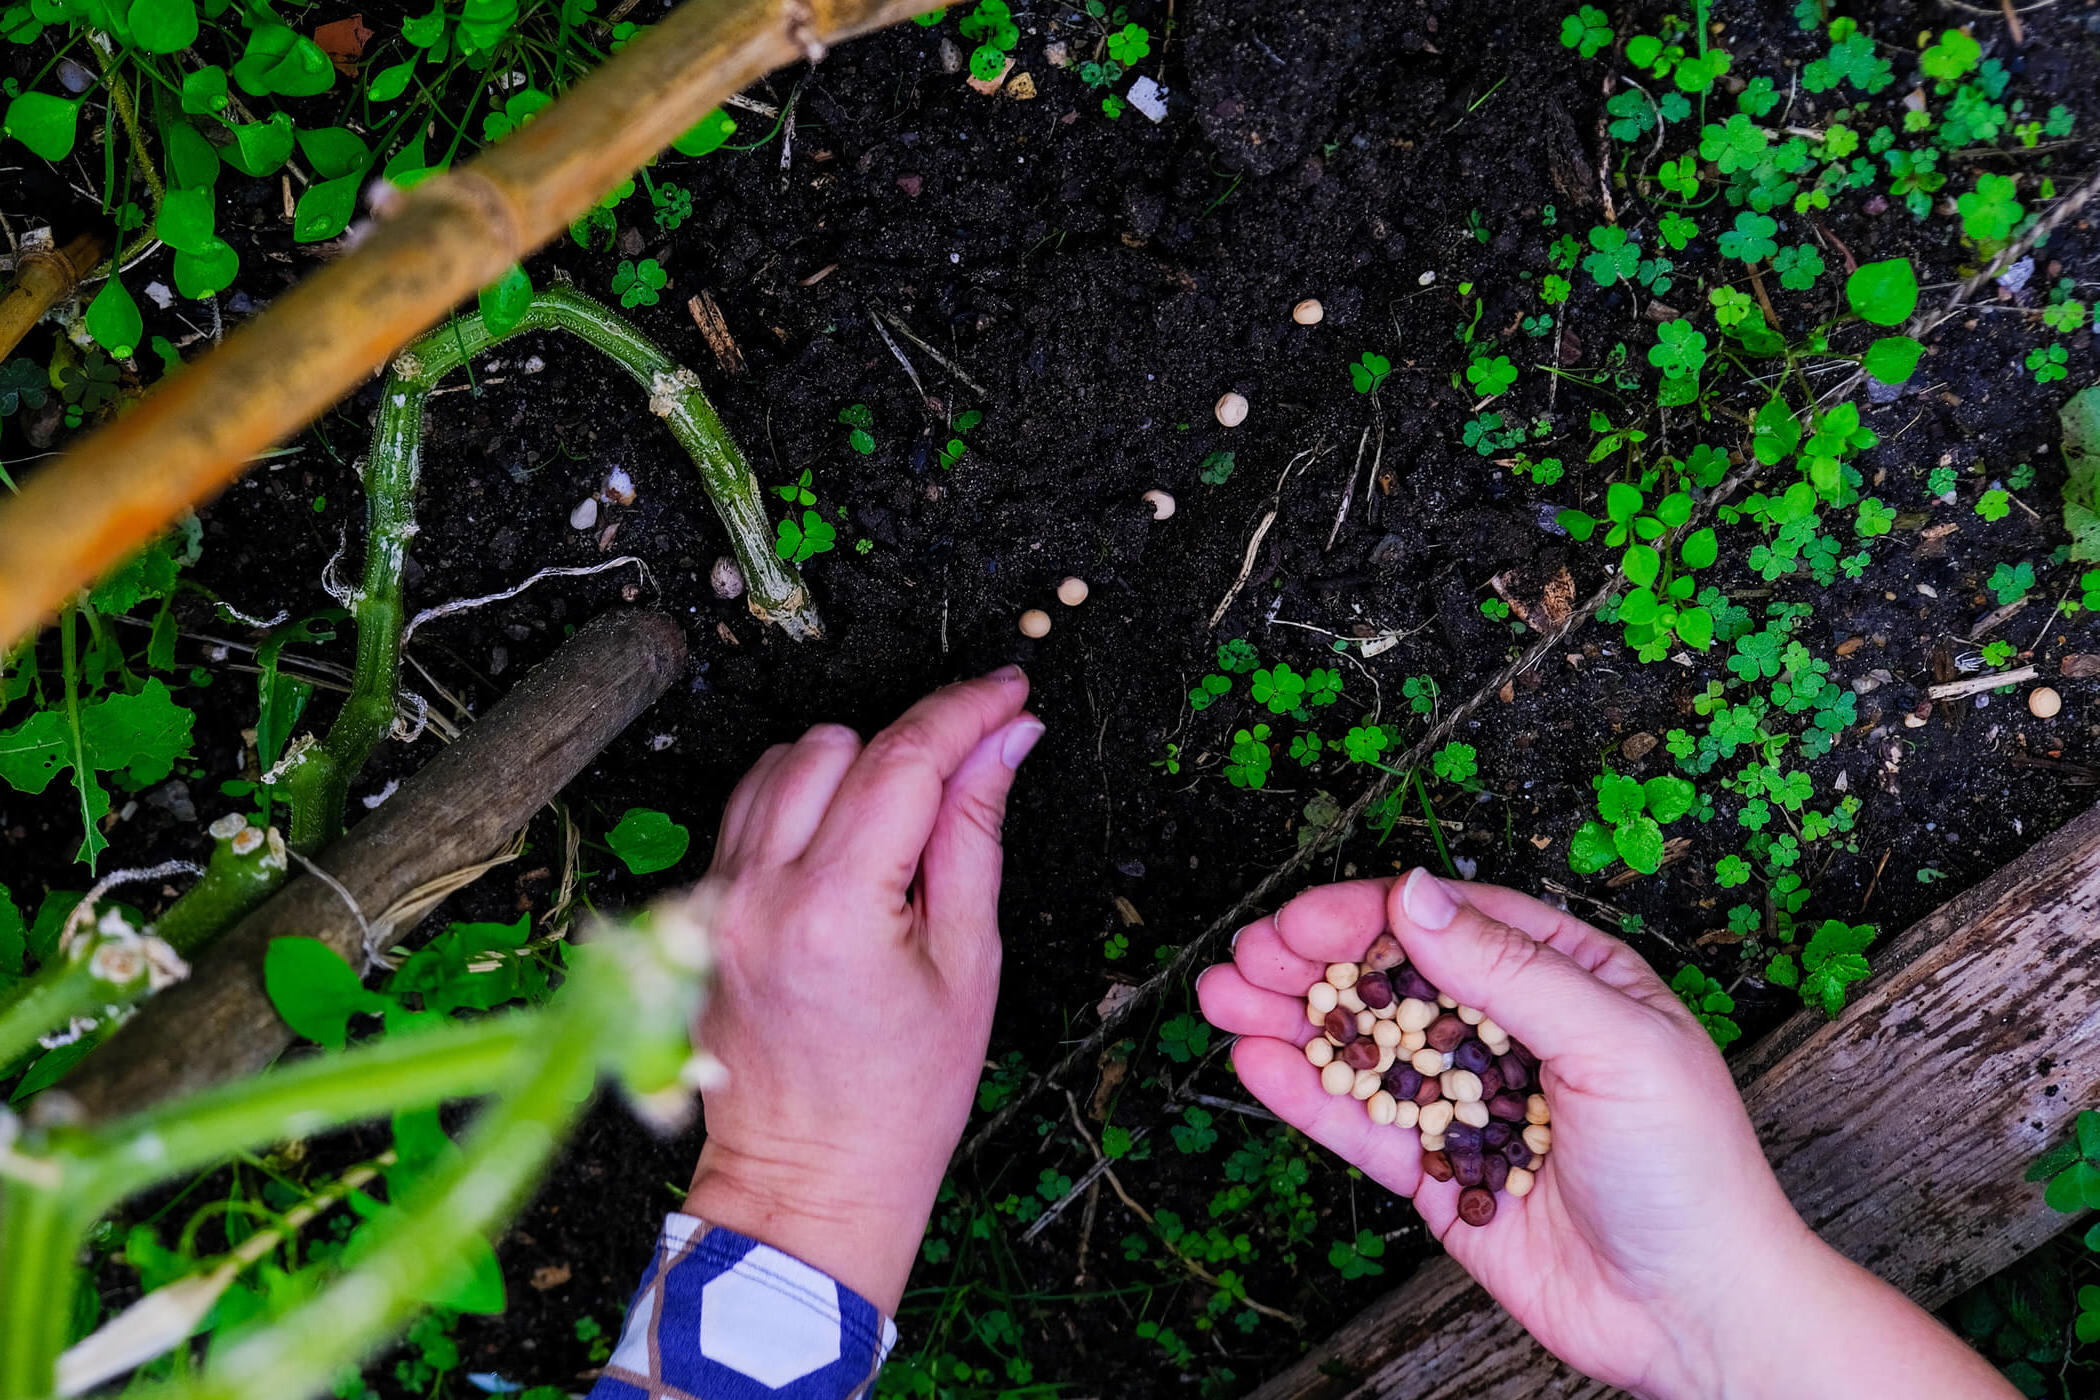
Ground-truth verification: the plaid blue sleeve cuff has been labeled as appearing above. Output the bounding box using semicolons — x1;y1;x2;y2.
586;1214;898;1400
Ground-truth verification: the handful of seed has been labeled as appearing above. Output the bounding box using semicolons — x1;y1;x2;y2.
1302;932;1551;1227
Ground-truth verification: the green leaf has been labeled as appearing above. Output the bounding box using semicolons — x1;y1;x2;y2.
85;277;144;359
428;1235;507;1314
2059;386;2100;562
2080;1108;2100;1162
1622;543;1661;587
478;264;532;338
223;114;295;178
161;118;220;191
402;0;446;47
0;677;195;864
296;126;370;180
2045;1160;2099;1214
173;237;239;299
1617;586;1661;626
1753;396;1801;465
366;57;417;103
233;24;335;97
1613;814;1665;873
672;107;737;157
1596;773;1646;823
0;885;24;981
128;0;197;52
1675;604;1714;649
1569;820;1618;874
1606;482;1644;523
1557;509;1599;542
263;936;385;1049
293;173;362;243
607;807;689;875
2029;1138;2083;1182
1644;775;1696;823
1680;527;1718;570
179;65;229;115
1845;257;1918;326
1862;334;1922;385
4;91;81;160
154;187;216;255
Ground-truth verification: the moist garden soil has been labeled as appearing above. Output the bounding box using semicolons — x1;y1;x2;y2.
7;0;2100;1393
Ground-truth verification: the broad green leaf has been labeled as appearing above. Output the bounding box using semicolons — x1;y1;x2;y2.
1653;491;1692;528
180;64;228;114
296;125;370;180
1605;482;1643;523
366;57;417;103
128;0;197;52
607;807;689;875
1675;604;1714;649
155;187;215;254
2045;1160;2098;1214
402;0;445;46
2080;1107;2100;1162
263;936;384;1049
672;107;737;156
4;91;81;160
1568;820;1618;874
161;118;220;190
223;113;294;177
1752;396;1801;465
1617;585;1660;626
427;1235;506;1314
293;172;362;243
234;24;335;97
1596;773;1646;823
2058;386;2100;562
1845;257;1918;326
1862;334;1923;385
1557;508;1598;542
383;132;444;189
1680;526;1718;569
1622;543;1661;587
1643;775;1696;824
478;263;532;337
85;277;144;359
173;237;239;299
1613;815;1665;874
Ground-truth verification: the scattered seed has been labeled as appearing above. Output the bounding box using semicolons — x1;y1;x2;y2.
1143;489;1177;520
1214;391;1250;427
1019;608;1052;638
1292;298;1324;326
2030;686;2062;718
1505;1166;1536;1198
1442;1069;1483;1104
1426;1014;1466;1052
1308;982;1340;1015
1056;576;1090;606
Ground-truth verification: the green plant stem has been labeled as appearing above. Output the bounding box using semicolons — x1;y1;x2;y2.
0;957;103;1074
0;1177;89;1400
89;43;164;216
1412;770;1458;879
153;821;288;954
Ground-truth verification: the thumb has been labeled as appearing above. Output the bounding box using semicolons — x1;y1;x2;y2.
1387;868;1640;1065
918;714;1043;965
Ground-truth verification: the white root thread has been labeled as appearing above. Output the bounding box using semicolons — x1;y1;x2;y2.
401;557;655;644
258;733;316;785
211;601;291;630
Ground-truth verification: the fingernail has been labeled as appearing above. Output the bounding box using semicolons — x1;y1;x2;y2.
1401;867;1457;930
1001;717;1045;769
986;664;1026;684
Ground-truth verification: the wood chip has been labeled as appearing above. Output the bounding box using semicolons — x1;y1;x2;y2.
2062;655;2100;679
1928;665;2040;702
1007;71;1037;99
529;1263;572;1291
1836;636;1865;657
1112;895;1144;926
1621;732;1657;763
686;292;746;376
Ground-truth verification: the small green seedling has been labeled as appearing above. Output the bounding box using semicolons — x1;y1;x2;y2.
2028;344;2069;385
1199;450;1236;485
1670;966;1741;1048
839;403;876;454
775;468;817;507
1765;918;1876;1016
611;257;667;308
1351;352;1392;395
1571;770;1695;877
938;409;984;469
606;807;690;875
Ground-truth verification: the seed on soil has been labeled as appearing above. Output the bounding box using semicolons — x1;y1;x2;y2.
1320;1060;1355;1096
1143;489;1176;520
569;497;599;530
2030;687;2062;718
1305;1038;1335;1068
1056;576;1090;606
1291;298;1324;326
709;557;745;600
1214;391;1249;427
1019;609;1052;638
1457;1186;1497;1227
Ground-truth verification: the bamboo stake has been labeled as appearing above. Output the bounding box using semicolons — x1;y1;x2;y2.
0;0;949;650
0;232;107;365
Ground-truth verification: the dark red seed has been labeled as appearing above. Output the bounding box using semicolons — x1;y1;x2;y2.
1384;1064;1424;1100
1421;1150;1455;1183
1502;1140;1533;1169
1496;1052;1530;1092
1452;1038;1494;1074
1324;1008;1359;1044
1444;1121;1483;1153
1451;1149;1485;1187
1341;1038;1381;1071
1486;1092;1529;1122
1413;1076;1443;1107
1362;933;1406;971
1393;968;1439;1001
1511;1040;1539;1069
1426;1014;1467;1053
1482;1120;1513;1151
1482;1154;1510;1193
1457;1186;1497;1227
1476;1065;1505;1100
1357;971;1394;1009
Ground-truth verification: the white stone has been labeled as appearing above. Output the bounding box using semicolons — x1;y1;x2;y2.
699;1249;842;1385
1127;75;1169;123
143;281;174;309
570;497;599;530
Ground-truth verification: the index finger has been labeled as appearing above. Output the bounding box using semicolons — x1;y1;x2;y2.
801;668;1031;891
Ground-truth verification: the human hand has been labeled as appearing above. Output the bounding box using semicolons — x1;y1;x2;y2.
679;668;1041;1313
1198;870;2016;1399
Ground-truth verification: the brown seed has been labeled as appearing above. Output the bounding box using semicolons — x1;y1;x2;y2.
1451;1149;1485;1187
1383;1064;1423;1100
1496;1052;1530;1092
1457;1186;1498;1227
1482;1153;1510;1193
1291;298;1325;326
1486;1092;1529;1122
1412;1075;1443;1107
1420;1150;1455;1183
1426;1013;1468;1053
1476;1065;1504;1100
1324;1008;1360;1044
1362;932;1405;971
1357;971;1394;1009
1341;1038;1381;1071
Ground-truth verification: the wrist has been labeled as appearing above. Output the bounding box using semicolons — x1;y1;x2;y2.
682;1139;929;1315
1641;1217;1836;1400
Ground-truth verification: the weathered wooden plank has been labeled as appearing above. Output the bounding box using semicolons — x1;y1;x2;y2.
1249;799;2100;1400
53;609;688;1123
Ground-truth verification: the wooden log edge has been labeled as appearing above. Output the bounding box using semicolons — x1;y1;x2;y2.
1248;798;2100;1400
52;609;688;1124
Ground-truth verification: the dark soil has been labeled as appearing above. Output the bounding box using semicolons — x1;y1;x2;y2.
7;0;2100;1394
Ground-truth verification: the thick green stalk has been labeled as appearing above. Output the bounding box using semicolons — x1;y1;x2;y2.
152;816;289;955
0;1177;89;1400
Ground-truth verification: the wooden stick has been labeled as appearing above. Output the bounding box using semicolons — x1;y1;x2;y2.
50;610;687;1123
0;232;106;364
1245;797;2100;1399
0;0;950;652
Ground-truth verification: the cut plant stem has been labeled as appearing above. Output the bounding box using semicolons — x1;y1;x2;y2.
0;232;106;366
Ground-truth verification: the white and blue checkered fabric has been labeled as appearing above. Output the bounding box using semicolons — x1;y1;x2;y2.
587;1215;896;1400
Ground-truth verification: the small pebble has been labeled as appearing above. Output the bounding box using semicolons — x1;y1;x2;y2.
1215;391;1250;427
1320;1060;1355;1096
709;557;745;600
1305;1038;1335;1068
2030;687;2063;718
1019;609;1052;638
1457;1186;1497;1227
1143;489;1176;520
1505;1166;1536;1198
1292;298;1324;326
1056;576;1090;606
569;497;599;530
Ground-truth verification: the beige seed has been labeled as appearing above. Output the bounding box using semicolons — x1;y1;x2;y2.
1477;1016;1506;1043
1374;1043;1395;1074
1444;1069;1483;1104
1019;609;1052;638
1291;298;1324;326
1456;1004;1484;1025
1525;1094;1551;1125
1396;998;1437;1032
1418;1131;1445;1152
1305;1038;1335;1068
1368;1090;1399;1125
1324;961;1360;990
1400;1028;1428;1052
1522;1123;1553;1155
1505;1166;1535;1198
1372;1020;1403;1049
1453;1099;1490;1129
1437;993;1457;1009
2030;686;2063;718
1308;982;1340;1014
1352;1068;1383;1100
1394;1099;1421;1129
1410;1047;1445;1076
1419;1101;1455;1135
1056;576;1089;606
1481;1035;1511;1058
1320;1060;1355;1096
1214;391;1250;427
1339;984;1367;1014
1356;1009;1377;1035
1142;488;1176;520
1371;999;1398;1020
